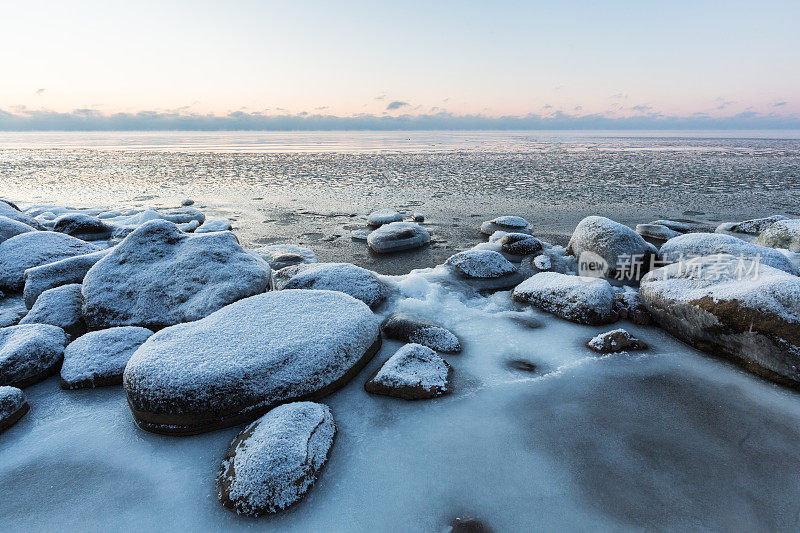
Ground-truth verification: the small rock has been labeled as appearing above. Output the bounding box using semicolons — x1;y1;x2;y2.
587;329;647;353
755;219;800;252
506;359;538;373
445;250;517;279
0;324;68;388
53;213;114;241
517;247;574;277
367;209;403;227
613;289;653;325
381;313;461;353
480;216;531;236
365;344;452;400
22;249;110;309
181;198;195;206
512;272;617;325
449;517;493;533
250;244;318;270
636;223;681;241
0;386;29;433
351;229;369;240
19;284;86;340
282;263;389;308
367;222;431;253
0;215;36;244
650;219;691;232
499;233;544;257
412;212;425;222
194;218;232;233
61;326;153;389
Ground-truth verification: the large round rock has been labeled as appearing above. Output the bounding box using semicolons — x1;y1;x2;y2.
367;222;430;253
281;263;388;308
123;289;381;435
567;216;657;278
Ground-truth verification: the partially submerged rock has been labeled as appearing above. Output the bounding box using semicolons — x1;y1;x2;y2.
367;209;403;227
53;213;114;240
587;329;647;353
216;402;335;516
380;313;461;353
480;216;531;236
282;263;388;308
499;233;543;257
23;249;110;309
636;223;681;241
19;284;86;340
0;324;68;388
82;220;272;329
251;244;318;270
0;215;36;244
123;290;381;435
350;229;369;241
367;222;430;253
0;386;29;433
194;218;232;233
754;219;800;252
715;215;787;236
512;272;617;325
445;250;517;279
567;216;657;279
365;343;452;400
640;254;800;388
61;326;153;389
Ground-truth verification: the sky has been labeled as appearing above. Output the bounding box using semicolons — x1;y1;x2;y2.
1;0;799;130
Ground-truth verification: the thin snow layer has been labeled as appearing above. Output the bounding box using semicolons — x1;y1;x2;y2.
195;218;233;233
217;402;335;516
61;327;153;388
250;244;318;270
445;250;517;278
755;219;800;252
0;294;28;328
369;344;450;393
124;290;380;418
658;232;799;275
19;284;85;338
23;249;111;309
512;272;616;324
82;220;272;329
367;209;403;227
0;324;67;387
367;221;430;253
567;216;657;273
716;215;788;235
636;223;681;240
0;231;100;292
282;263;388;308
0;386;26;421
0;216;36;244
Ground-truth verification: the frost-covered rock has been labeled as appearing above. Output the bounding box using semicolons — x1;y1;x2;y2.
640;254;800;388
216;402;335;516
658;233;799;275
517;246;575;277
23;249;110;309
0;386;29;433
380;314;461;353
0;324;68;388
0;294;28;328
367;209;403;227
53;213;114;241
194;218;232;234
82;220;272;329
61;326;153;389
412;212;425;222
754;219;800;252
103;207;206;238
613;287;653;325
181;198;194;206
480;215;532;236
367;222;430;253
567;216;658;279
636;223;681;241
0;231;100;292
650;219;691;233
512;272;617;325
350;229;369;241
0;215;36;244
365;343;452;400
19;284;85;340
586;329;647;353
282;263;388;308
123;290;381;435
715;215;787;236
446;250;517;279
0;201;44;230
499;233;543;257
251;244;318;271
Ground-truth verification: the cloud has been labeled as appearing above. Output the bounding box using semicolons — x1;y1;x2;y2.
35;88;46;95
774;101;788;107
374;94;386;100
315;106;329;110
386;101;410;111
573;105;582;111
631;105;653;113
610;93;628;100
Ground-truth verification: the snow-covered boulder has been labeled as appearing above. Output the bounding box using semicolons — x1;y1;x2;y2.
715;215;787;236
350;229;369;241
216;402;334;516
586;329;647;353
0;386;29;433
567;216;657;279
250;244;318;271
367;209;403;227
123;290;381;435
636;223;681;241
82;220;272;329
23;249;110;309
380;314;461;353
640;254;800;388
19;284;85;340
282;263;388;308
103;207;206;239
480;216;531;236
512;272;618;325
194;218;232;234
650;219;691;233
367;222;430;253
61;326;153;389
445;250;517;279
0;324;68;387
755;219;800;252
0;231;100;292
365;343;452;400
53;213;114;240
499;233;543;257
658;233;799;275
0;295;28;328
0;201;44;230
0;215;36;244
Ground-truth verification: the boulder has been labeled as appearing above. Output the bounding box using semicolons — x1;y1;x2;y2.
82;220;272;329
446;250;517;279
367;222;430;253
0;231;100;292
636;223;681;241
365;343;452;400
650;219;691;233
586;329;647;353
61;326;153;389
640;254;800;388
658;233;799;275
53;213;114;240
250;244;318;271
0;201;44;230
567;216;658;279
499;233;543;257
0;294;28;328
613;288;653;325
517;246;574;277
715;215;787;236
755;219;800;252
0;386;29;433
216;402;335;516
367;209;403;227
19;284;86;340
23;249;111;309
380;314;461;353
281;263;388;308
0;215;36;244
0;324;68;388
194;218;232;233
123;290;381;435
512;272;617;325
480;216;531;236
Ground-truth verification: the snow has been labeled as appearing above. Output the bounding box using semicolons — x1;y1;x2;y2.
366;343;451;399
0;324;67;388
381;313;461;353
367;221;430;253
217;402;335;516
250;244;318;270
0;215;36;244
480;216;532;235
282;263;389;308
23;249;111;309
567;216;658;275
636;223;681;240
195;218;233;233
367;209;403;227
512;272;617;325
19;284;85;339
61;327;153;389
445;250;517;279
